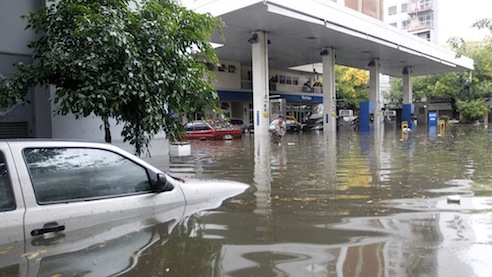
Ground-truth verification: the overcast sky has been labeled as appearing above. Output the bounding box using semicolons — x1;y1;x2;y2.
438;0;492;45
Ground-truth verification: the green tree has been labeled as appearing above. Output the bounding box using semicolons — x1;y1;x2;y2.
456;99;489;123
335;65;369;110
0;0;222;155
385;72;464;106
386;20;492;121
385;77;402;105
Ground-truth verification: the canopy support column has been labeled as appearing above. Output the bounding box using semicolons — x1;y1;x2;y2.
251;31;270;137
322;47;336;134
402;66;415;129
369;59;381;131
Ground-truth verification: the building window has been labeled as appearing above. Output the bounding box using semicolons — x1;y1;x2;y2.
418;14;433;28
388;5;397;15
278;74;299;86
419;0;432;10
390;22;397;27
401;3;408;12
402;20;411;29
416;31;431;41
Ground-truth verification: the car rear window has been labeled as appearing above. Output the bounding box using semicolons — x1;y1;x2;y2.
210;121;235;130
194;123;211;131
0;152;16;212
23;147;151;204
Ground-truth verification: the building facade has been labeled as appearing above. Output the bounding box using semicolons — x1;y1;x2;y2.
385;0;440;44
1;0;473;142
344;0;385;20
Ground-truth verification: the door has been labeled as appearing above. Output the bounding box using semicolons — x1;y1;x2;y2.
9;143;187;276
0;143;27;276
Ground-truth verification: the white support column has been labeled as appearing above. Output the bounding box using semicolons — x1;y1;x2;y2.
322;47;336;133
251;31;270;138
369;59;381;131
402;67;412;104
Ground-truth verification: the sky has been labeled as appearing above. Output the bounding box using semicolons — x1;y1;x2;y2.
438;0;492;45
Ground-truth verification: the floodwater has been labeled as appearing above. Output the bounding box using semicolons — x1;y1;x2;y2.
7;124;490;277
133;124;492;277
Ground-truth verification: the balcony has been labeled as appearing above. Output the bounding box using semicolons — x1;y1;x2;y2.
407;3;433;15
408;20;433;32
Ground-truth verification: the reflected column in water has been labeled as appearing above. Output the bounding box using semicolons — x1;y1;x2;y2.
324;131;337;191
253;134;272;216
371;128;383;187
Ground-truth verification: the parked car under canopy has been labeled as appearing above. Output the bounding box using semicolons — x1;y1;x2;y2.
183;120;242;140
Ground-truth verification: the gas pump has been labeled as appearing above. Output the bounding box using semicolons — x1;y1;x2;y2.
359;101;374;132
270;98;286;122
402;104;415;129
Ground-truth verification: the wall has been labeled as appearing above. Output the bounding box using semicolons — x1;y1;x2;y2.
50;110;168;155
0;0;52;138
211;60;242;89
238;65;312;93
0;0;44;54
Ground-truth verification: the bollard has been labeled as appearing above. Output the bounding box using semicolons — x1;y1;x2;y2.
439;119;446;135
401;121;408;131
401;121;409;138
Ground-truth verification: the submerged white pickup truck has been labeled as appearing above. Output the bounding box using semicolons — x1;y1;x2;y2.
0;140;248;276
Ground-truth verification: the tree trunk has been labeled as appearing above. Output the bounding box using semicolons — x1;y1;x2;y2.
104;117;111;143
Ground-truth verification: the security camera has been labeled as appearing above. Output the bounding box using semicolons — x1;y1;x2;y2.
248;33;258;44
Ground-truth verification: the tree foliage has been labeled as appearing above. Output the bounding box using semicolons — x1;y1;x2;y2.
335;65;369;110
456;99;489;123
385;77;402;105
386;19;492;122
0;0;222;155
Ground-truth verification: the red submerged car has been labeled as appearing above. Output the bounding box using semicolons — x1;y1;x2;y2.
183;120;242;140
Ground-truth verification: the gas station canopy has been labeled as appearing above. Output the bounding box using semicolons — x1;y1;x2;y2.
191;0;474;76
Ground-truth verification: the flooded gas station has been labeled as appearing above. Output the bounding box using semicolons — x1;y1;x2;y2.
134;125;492;276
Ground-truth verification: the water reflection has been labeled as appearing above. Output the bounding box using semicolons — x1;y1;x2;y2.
103;126;492;276
253;134;272;216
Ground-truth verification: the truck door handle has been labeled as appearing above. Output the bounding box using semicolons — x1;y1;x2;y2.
31;222;65;236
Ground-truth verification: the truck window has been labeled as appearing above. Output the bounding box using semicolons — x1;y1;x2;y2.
23;148;151;204
0;152;16;212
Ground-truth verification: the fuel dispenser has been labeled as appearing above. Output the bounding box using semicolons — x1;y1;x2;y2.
402;104;415;129
428;111;438;126
359;101;374;132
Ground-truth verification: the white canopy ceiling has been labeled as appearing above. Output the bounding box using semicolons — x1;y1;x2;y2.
191;0;473;77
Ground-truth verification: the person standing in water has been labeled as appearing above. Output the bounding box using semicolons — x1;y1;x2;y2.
269;115;287;144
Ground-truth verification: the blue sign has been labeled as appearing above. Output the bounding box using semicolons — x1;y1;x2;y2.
428;111;438;126
256;111;260;126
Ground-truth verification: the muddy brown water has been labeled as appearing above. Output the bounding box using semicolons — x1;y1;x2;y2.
9;124;490;277
131;124;492;277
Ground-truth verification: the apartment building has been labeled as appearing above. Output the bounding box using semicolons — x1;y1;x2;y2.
385;0;439;44
343;0;384;20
